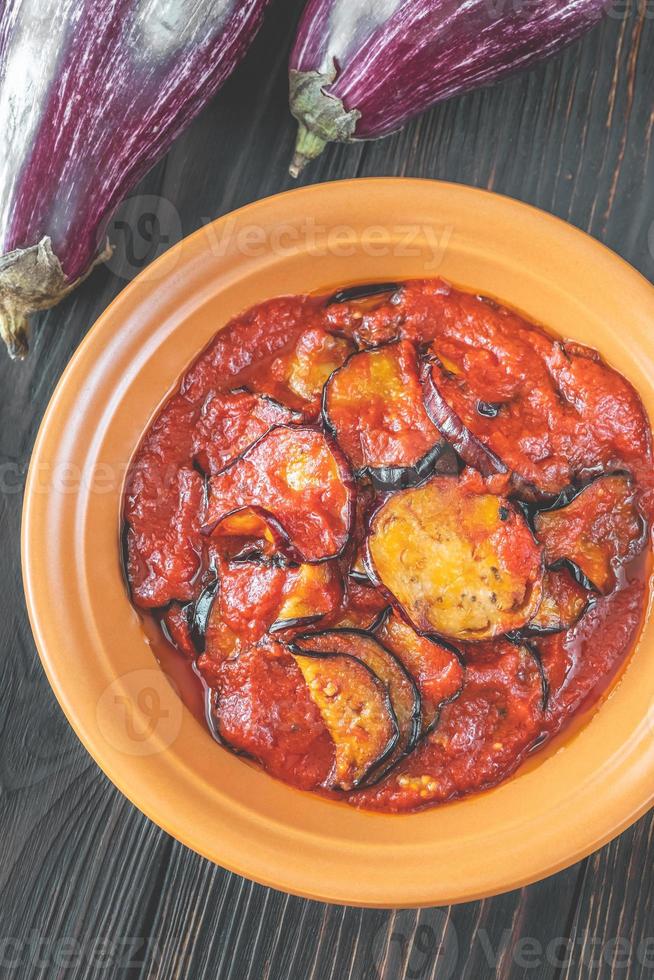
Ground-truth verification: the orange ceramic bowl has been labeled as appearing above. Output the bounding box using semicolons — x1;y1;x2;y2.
22;179;654;907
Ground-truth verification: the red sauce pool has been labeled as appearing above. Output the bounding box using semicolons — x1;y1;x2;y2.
123;279;653;813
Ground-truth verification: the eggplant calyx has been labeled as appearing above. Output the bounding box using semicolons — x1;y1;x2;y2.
289;69;360;177
0;303;29;360
0;237;112;359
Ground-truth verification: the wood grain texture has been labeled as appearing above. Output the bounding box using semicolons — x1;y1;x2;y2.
1;1;653;978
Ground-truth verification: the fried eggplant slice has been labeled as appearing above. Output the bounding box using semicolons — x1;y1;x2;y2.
195;556;343;656
162;602;195;657
284;328;354;410
376;613;465;737
326;580;390;631
533;475;645;594
250;327;353;415
218;560;289;638
208;504;295;559
533;575;646;713
323;341;457;490
203;426;354;563
292;651;399;790
293;629;421;777
192;388;302;475
532;632;573;703
351;640;547;812
270;562;344;632
420;304;653;496
526;568;591;635
366;474;543;641
321;283;404;346
347;483;377;584
422;358;507;478
207;641;336;791
193;557;289;671
328;282;400;305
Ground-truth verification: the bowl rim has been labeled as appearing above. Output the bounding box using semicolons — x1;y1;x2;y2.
22;177;654;907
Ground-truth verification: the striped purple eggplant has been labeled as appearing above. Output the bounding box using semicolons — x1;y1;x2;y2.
0;0;270;358
289;0;608;176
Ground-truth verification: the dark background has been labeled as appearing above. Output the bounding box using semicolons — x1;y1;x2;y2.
2;1;653;977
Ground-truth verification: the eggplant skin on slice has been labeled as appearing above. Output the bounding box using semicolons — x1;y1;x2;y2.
366;475;543;642
194;557;291;668
207;504;298;560
202;425;354;563
533;474;646;595
192;387;303;476
205;641;336;791
324;579;390;632
525;568;592;635
350;638;547;812
292;650;399;790
292;628;421;779
422;358;507;479
327;282;400;305
375;612;465;737
248;328;353;415
323;340;457;491
190;577;220;653
269;561;343;633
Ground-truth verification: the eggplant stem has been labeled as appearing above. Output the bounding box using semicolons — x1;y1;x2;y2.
0;303;29;360
289;124;328;178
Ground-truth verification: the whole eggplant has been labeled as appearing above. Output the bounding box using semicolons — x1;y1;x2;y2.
0;0;270;358
289;0;608;176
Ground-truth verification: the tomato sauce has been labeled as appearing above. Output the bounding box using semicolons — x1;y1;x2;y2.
124;279;653;813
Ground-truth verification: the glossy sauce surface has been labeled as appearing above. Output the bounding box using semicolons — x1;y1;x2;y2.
124;280;653;813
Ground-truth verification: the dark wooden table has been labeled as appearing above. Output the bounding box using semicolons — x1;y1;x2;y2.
2;3;653;978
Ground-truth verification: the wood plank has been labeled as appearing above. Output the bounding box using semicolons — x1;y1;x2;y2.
0;1;652;978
